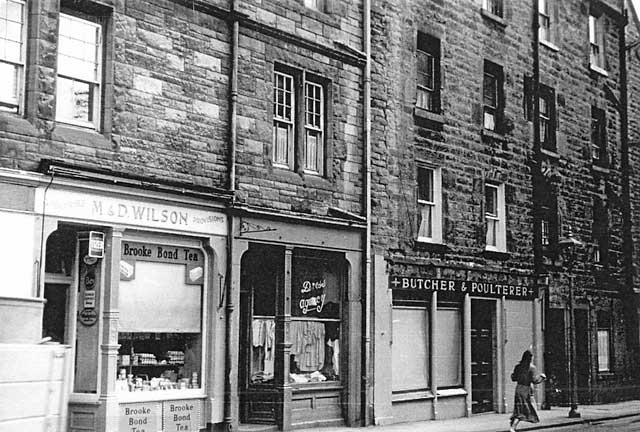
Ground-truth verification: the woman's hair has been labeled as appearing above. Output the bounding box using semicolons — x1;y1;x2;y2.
512;349;533;379
519;349;533;366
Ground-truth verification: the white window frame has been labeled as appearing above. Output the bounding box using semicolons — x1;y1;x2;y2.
0;0;26;113
417;166;442;244
482;0;503;17
589;14;606;72
55;13;103;130
303;80;324;174
538;0;551;43
485;183;506;252
273;71;295;169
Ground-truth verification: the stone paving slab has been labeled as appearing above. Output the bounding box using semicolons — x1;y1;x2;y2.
294;400;640;432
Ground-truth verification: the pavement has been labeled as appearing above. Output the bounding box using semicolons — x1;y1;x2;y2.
295;400;640;432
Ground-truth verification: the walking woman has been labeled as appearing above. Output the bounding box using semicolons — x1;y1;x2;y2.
509;349;546;432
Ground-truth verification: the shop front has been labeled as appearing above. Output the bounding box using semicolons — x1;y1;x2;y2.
228;212;364;430
30;168;229;432
372;260;542;425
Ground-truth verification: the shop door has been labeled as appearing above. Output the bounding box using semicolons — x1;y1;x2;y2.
239;245;281;424
575;309;591;404
471;300;494;414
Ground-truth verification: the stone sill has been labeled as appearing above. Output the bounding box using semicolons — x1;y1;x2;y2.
540;39;560;52
480;8;507;27
481;128;508;143
541;148;560;159
591;163;610;175
52;123;112;149
414;240;449;254
414;107;444;124
0;112;40;137
482;249;510;260
590;64;609;77
392;390;434;403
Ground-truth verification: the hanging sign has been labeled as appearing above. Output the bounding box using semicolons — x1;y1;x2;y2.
88;231;105;258
389;276;537;301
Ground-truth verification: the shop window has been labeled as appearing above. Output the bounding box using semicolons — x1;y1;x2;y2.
56;11;103;129
589;13;605;71
436;306;462;387
591;106;606;164
391;305;429;392
597;311;611;372
482;0;503;17
485;183;506;252
483;61;503;132
0;0;25;113
417;165;443;244
416;32;440;113
272;65;327;175
117;243;204;392
290;253;342;383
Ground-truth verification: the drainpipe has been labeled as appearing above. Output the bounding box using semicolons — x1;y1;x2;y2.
619;8;638;380
362;0;372;425
224;0;239;429
531;0;550;410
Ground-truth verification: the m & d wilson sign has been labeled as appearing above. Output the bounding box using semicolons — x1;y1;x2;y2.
389;276;537;301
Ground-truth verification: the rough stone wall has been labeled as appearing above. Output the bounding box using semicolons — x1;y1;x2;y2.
0;0;230;187
627;1;640;294
370;0;636;398
370;0;535;274
0;0;364;216
234;0;365;215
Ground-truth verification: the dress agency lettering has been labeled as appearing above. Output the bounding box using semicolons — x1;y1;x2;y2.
299;280;326;314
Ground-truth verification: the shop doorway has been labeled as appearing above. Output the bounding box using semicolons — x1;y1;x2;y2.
471;299;495;414
239;244;282;424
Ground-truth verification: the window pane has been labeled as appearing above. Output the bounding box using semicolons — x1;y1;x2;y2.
58;14;101;83
485;186;497;216
273;123;290;165
392;307;429;392
589;16;597;43
418;168;434;202
483;110;495;130
483;73;497;108
305;130;319;171
436;308;462;387
597;329;609;371
56;77;93;123
541;219;550;245
419;204;433;238
0;61;18;108
417;52;434;90
486;219;497;247
119;261;202;333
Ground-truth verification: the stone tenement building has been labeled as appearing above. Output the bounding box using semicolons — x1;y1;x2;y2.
368;0;640;426
0;0;367;431
0;0;638;431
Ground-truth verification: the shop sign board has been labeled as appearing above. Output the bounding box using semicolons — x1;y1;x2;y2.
389;276;537;301
120;242;204;285
162;400;201;431
44;189;227;236
119;402;161;432
79;308;98;326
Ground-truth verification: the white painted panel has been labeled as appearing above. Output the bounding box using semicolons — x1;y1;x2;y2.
0;211;35;298
504;301;534;412
0;346;66;382
0;381;64;420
